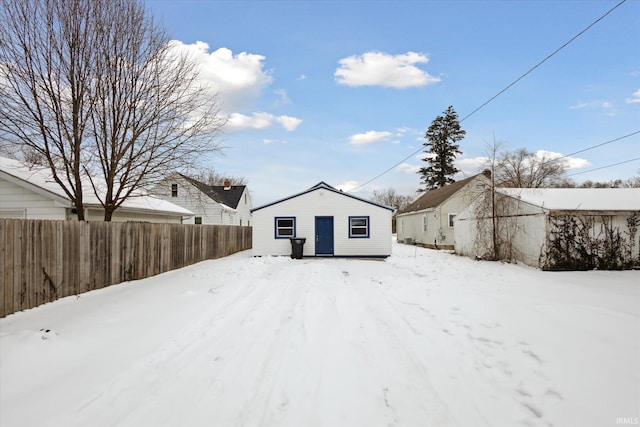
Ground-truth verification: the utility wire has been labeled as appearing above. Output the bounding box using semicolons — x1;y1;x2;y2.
565;157;640;178
542;130;639;165
459;0;626;123
348;0;628;193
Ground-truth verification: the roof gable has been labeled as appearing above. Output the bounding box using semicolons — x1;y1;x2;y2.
179;174;246;209
252;181;393;212
399;174;487;214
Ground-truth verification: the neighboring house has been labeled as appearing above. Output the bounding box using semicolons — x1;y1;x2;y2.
0;157;192;223
396;171;492;250
251;181;394;258
151;174;252;226
455;188;640;270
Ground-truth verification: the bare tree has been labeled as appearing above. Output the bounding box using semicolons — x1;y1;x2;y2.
87;0;224;221
194;168;249;186
626;170;640;188
470;137;525;261
0;0;224;221
371;187;414;211
496;148;566;188
1;0;100;219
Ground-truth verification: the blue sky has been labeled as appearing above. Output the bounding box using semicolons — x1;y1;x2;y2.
148;0;639;206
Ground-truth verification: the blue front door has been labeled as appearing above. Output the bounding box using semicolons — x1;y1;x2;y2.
315;216;334;256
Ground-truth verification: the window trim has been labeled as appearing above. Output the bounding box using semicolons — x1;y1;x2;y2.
275;216;296;239
348;216;370;238
194;216;202;225
448;213;457;228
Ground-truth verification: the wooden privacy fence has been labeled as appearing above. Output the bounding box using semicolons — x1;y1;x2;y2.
0;219;252;318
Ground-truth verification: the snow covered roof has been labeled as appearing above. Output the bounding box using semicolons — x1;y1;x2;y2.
251;181;394;212
0;157;193;216
497;188;640;211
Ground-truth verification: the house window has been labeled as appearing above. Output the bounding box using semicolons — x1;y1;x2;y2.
275;217;295;238
195;216;202;224
448;213;457;227
171;183;178;197
422;215;428;233
349;216;369;238
240;219;243;227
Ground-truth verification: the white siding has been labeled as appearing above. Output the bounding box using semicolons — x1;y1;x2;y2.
0;177;67;220
235;188;253;227
455;198;547;266
151;176;253;226
252;188;392;257
2;176;186;223
397;176;487;248
453;195;640;269
151;176;222;224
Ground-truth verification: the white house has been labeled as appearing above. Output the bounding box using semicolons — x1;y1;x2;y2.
455;188;640;270
251;182;394;258
396;171;491;250
151;174;252;226
0;157;192;223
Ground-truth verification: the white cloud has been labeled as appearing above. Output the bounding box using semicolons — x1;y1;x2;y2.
275;115;302;131
349;130;393;145
273;89;291;107
298;74;307;81
335;51;440;89
169;41;272;113
569;100;617;116
396;163;420;174
454;152;589;176
534;150;590;170
335;181;361;193
625;89;640;104
456;157;489;174
263;139;287;144
226;112;302;132
569;100;614;110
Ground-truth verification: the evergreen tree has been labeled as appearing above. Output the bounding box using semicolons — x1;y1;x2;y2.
418;106;465;191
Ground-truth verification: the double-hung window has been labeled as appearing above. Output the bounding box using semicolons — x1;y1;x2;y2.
349;216;369;238
275;217;295;238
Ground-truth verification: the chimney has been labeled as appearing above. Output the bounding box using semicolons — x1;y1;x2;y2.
223;179;231;190
482;169;491;179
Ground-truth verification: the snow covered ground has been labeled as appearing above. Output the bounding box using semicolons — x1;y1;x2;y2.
1;240;639;427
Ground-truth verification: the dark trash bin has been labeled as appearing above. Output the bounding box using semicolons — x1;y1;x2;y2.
289;237;306;259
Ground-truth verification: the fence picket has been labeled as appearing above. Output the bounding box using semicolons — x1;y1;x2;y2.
0;220;251;317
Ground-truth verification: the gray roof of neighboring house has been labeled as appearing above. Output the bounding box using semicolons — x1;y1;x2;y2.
251;181;394;213
398;174;484;214
179;174;246;209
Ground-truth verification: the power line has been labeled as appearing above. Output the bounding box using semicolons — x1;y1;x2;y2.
565;157;640;178
545;130;639;163
459;0;627;123
348;0;628;192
